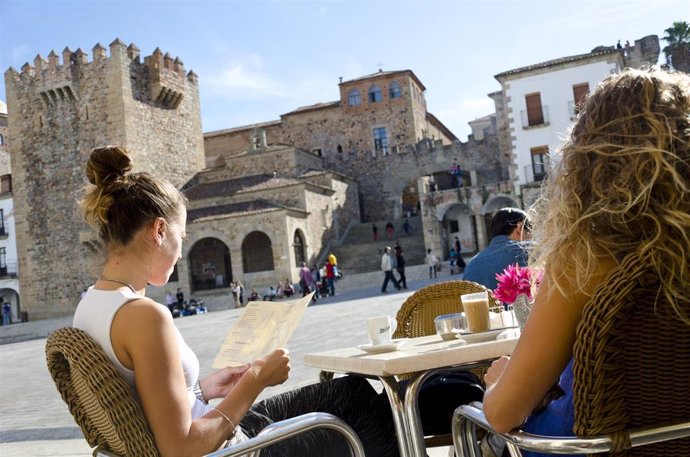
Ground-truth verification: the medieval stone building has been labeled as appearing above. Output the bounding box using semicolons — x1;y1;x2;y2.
4;40;205;319
5;41;511;318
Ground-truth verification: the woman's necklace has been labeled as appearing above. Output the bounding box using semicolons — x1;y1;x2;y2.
99;276;138;294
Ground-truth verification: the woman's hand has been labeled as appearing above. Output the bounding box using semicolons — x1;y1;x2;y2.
484;356;510;388
247;348;291;388
200;364;251;400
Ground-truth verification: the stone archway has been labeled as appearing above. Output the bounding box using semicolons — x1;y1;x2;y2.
0;287;20;324
481;194;520;214
242;231;275;273
441;203;478;259
188;238;232;292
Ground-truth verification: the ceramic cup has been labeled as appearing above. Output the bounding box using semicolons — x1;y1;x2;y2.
367;315;398;345
461;291;490;333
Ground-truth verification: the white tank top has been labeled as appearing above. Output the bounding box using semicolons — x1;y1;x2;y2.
73;287;209;418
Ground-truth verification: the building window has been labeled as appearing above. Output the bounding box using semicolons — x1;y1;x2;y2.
0;247;5;275
570;82;590;118
368;85;382;103
293;230;306;266
530;146;549;182
348;89;361;106
0;209;5;236
523;92;547;127
312;148;322;157
389;81;401;99
373;127;389;155
0;134;4;145
0;175;10;194
336;145;343;154
242;231;274;273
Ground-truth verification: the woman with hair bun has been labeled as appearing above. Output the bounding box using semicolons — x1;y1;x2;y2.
73;146;398;457
482;69;690;452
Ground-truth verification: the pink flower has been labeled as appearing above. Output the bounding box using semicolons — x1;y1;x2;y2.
494;264;541;303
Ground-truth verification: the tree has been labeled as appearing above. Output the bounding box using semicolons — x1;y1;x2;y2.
662;21;690;73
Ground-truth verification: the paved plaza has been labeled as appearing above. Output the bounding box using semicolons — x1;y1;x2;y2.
0;272;457;456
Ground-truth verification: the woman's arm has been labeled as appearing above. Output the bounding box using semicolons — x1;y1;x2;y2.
111;299;289;457
482;274;591;433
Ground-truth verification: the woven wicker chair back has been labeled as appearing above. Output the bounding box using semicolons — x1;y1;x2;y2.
46;327;160;456
392;280;501;339
573;251;690;456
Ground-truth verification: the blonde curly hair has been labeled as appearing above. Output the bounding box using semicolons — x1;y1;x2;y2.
530;68;690;321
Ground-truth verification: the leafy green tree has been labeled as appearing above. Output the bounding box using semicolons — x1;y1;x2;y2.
662;21;690;72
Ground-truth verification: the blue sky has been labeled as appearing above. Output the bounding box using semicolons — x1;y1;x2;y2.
0;0;685;138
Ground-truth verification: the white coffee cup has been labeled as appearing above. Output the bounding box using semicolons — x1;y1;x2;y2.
367;315;398;345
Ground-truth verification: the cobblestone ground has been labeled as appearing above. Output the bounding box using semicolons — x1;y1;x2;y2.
0;274;457;456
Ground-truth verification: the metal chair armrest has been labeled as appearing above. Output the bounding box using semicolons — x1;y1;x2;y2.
453;402;690;456
205;412;365;457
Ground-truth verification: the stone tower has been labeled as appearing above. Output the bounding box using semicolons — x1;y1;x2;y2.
4;39;205;319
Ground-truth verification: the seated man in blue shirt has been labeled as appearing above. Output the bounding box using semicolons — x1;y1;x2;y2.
463;207;531;291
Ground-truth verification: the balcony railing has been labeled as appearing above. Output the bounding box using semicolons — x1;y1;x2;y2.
475;167;511;186
0;261;18;277
520;106;550;128
523;159;550;184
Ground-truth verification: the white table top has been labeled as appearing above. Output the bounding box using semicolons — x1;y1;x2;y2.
304;329;519;377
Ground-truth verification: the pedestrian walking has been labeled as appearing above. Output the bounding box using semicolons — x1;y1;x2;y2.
2;302;11;326
381;247;401;293
298;262;314;298
385;221;395;240
426;248;438;279
325;260;336;296
372;223;378;241
402;218;411;235
394;244;407;289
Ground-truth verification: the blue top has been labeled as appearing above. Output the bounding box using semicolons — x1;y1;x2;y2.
521;359;580;457
462;235;529;291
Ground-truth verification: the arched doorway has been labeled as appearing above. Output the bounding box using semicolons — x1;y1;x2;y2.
188;238;232;291
242;231;275;273
442;203;478;258
401;180;420;217
0;287;20;324
293;230;306;266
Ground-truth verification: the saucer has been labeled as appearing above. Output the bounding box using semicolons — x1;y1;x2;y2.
356;340;403;354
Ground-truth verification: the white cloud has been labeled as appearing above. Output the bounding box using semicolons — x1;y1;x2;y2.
202;55;286;98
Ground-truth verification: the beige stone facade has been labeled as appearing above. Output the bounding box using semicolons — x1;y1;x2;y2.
204;70;460;222
4;40;204;319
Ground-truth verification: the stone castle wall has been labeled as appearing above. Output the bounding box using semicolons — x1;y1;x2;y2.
5;40;205;319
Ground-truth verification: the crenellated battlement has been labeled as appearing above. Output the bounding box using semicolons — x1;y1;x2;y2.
5;38;205;319
5;39;197;109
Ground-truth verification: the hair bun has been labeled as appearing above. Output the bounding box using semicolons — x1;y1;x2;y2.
86;145;133;187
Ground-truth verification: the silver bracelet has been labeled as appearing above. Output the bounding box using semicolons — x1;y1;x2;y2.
193;380;207;404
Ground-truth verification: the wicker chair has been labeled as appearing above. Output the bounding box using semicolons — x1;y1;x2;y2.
388;280;500;449
46;327;365;457
453;250;690;456
392;280;501;339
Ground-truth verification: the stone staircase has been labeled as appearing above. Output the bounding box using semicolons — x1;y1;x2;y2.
331;217;427;274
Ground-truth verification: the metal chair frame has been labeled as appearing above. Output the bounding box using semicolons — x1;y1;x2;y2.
453;403;690;456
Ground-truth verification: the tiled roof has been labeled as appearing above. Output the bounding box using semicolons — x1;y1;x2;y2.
183;174;304;200
204;120;282;138
340;69;426;91
283;101;340;116
494;49;620;79
187;200;282;223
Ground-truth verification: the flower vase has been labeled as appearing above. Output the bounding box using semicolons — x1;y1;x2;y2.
512;293;532;330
